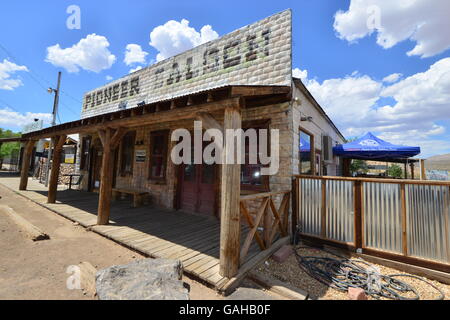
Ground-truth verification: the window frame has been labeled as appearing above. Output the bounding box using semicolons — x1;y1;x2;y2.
80;136;91;170
148;130;169;182
240;119;270;192
299;128;315;176
119;131;136;176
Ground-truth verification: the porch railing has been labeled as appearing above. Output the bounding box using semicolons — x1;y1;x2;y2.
239;190;290;265
293;175;450;272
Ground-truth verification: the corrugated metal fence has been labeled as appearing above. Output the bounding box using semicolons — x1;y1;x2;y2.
294;175;450;271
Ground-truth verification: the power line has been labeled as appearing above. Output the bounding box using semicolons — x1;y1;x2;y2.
0;42;83;118
0;97;21;113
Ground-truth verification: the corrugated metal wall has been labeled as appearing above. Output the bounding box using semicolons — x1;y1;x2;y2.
297;176;450;265
406;184;450;263
326;180;354;243
363;182;403;254
299;178;322;236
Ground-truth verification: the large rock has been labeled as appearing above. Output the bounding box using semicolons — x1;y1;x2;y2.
95;258;189;300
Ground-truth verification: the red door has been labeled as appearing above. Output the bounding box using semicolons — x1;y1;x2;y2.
179;162;216;216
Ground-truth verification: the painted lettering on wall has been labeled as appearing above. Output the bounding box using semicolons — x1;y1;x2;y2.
81;9;292;118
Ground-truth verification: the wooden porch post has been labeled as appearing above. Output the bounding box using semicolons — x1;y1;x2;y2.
47;135;67;203
219;104;242;278
420;159;426;180
19;140;36;190
410;163;415;180
343;158;351;177
97;127;126;225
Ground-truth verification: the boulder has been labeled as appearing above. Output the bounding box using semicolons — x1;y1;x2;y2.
96;258;189;300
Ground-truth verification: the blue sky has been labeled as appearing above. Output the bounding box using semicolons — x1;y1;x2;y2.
0;0;449;157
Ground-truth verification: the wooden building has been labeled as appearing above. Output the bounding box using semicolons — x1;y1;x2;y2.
16;10;344;282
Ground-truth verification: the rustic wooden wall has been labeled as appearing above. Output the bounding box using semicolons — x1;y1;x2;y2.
77;101;293;216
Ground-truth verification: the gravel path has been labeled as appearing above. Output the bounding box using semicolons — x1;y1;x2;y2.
256;244;450;300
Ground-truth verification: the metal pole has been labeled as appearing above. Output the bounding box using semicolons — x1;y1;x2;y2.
45;71;61;187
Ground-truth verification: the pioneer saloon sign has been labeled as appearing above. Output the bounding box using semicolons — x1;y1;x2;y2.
81;9;292;118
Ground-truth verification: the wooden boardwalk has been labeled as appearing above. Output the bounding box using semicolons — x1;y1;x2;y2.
0;174;287;291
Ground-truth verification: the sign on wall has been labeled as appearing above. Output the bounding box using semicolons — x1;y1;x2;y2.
81;9;292;118
65;153;75;164
135;149;146;163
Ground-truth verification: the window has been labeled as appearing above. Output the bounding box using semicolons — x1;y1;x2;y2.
241;121;270;191
299;129;314;175
80;136;91;170
120;131;135;175
149;130;169;180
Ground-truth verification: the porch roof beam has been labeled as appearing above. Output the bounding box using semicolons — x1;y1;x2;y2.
22;96;244;140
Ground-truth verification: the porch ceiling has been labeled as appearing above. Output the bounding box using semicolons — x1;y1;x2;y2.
22;85;291;140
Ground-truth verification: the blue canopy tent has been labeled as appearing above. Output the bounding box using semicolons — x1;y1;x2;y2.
333;132;421;178
333;132;420;160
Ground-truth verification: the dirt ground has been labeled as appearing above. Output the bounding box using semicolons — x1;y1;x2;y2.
0;183;242;300
256;245;450;300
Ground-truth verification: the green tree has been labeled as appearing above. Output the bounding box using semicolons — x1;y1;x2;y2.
387;164;403;178
0;128;21;167
350;159;368;175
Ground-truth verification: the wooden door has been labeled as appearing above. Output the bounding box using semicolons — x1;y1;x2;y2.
90;144;119;191
179;163;216;216
91;145;103;191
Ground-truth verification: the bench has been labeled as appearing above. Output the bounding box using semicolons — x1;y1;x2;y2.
112;188;150;208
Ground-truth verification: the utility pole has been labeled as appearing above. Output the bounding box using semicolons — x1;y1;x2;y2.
45;71;61;187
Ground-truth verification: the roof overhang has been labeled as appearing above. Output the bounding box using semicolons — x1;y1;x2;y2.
21;85;291;140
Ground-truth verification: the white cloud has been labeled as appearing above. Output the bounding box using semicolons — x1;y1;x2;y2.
0;108;52;128
45;34;116;73
306;73;383;125
124;44;148;66
0;59;28;90
301;57;450;157
334;0;450;58
149;19;219;62
292;68;308;81
129;66;143;74
105;75;113;81
382;73;402;83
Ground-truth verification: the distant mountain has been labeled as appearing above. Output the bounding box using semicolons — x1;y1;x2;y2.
425;153;450;170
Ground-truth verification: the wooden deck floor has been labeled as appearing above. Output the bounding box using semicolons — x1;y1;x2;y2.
0;174;283;291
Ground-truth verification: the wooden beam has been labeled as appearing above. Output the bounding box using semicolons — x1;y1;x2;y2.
230;86;290;97
400;183;408;256
96;128;122;225
342;158;351;177
196;112;223;133
320;179;326;238
19;140;36;190
291;178;299;241
23;97;242;140
47;135;66;203
294;174;450;186
219;106;242;278
110;127;127;149
420;159;426;180
353;180;363;249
